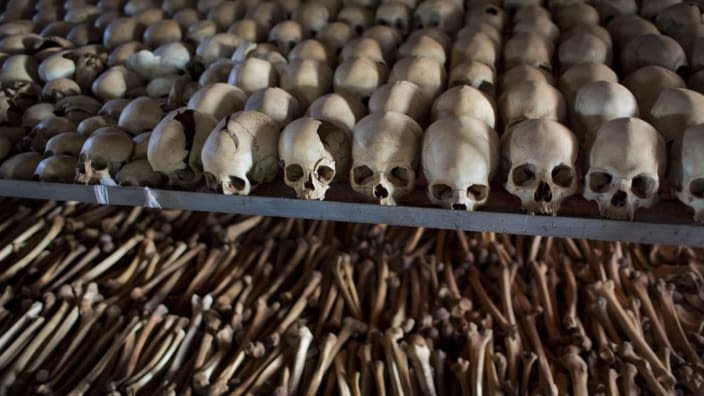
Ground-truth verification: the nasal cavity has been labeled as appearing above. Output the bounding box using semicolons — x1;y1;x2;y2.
304;174;314;190
374;184;389;198
451;203;467;210
611;190;628;207
533;181;552;202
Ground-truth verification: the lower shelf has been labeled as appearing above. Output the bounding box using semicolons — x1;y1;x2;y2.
0;179;700;246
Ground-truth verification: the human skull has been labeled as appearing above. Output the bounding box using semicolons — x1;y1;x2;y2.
590;0;637;24
341;37;386;64
670;124;704;222
147;108;217;188
558;63;618;109
227;57;278;95
350;111;423;205
77;115;115;137
369;80;429;122
187;83;247;121
202;110;280;195
362;25;402;63
195;33;244;65
333;57;388;103
449;61;496;98
498;80;566;130
318;22;356;56
399;32;446;65
623;66;686;117
293;2;331;37
655;3;702;46
606;15;659;51
92;65;142;99
423;116;498;210
103;17;144;49
307;92;367;131
118;96;164;135
228;19;266;43
279;59;333;105
501;64;555;90
640;0;681;20
558;31;612;69
412;0;462;34
465;2;505;32
41;78;81;101
289;39;333;66
621;34;688;76
45;132;86;157
583;117;665;220
338;5;374;34
388;56;446;100
0;54;39;83
24;116;75;153
279;117;351;200
245;87;303;126
649;88;704;143
554;3;599;30
33;154;77;183
268;20;304;55
432;85;495;127
451;32;497;69
117;158;166;187
503;32;554;72
513;14;560;45
76;129;134;184
375;2;411;34
0;152;42;180
131;131;151;159
573;81;639;149
502;118;579;215
38;52;75;82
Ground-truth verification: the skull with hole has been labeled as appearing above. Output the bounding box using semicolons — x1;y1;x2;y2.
147;108;217;188
623;66;686;117
307;92;367;131
502;118;579;215
279;117;351;200
350;111;422;205
573;81;639;149
423;116;498;211
584;117;665;220
670;124;704;222
333;57;388;105
117;158;167;187
649;88;704;143
0;152;42;180
449;61;496;98
498;80;566;131
369;80;429;122
201;110;280;195
432;85;495;128
245;87;304;126
34;154;77;183
76;129;134;185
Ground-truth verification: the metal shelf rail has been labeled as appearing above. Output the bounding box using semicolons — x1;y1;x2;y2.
0;179;701;246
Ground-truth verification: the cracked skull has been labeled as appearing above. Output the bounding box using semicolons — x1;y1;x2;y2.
502;118;579;215
583;117;665;221
201;110;280;195
279;116;351;200
350;111;423;205
76;128;134;185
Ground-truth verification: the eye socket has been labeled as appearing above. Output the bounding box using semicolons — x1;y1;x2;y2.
352;165;374;185
378;18;389;26
486;6;498;15
631;175;657;198
588;172;612;193
229;176;246;191
512;164;536;187
431;184;452;200
288;40;297;50
120;181;133;187
286;164;304;182
205;172;217;189
690;178;704;198
467;184;488;201
395;19;405;30
316;165;335;183
551;165;574;188
91;158;108;171
389;166;411;187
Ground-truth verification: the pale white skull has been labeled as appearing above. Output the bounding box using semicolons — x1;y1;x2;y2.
584;117;665;220
350;111;422;205
0;152;42;180
279;59;334;106
187;83;247;121
670;124;704;222
117;158;166;187
201;110;280;195
195;33;244;65
369;80;429;122
333;57;388;103
558;63;618;109
245;87;303;126
623;66;686;117
423;116;498;210
503;32;554;71
449;61;496;98
573;81;639;149
147;108;218;188
621;33;688;76
307;92;367;131
649;88;704;143
76;129;134;184
279;117;351;200
432;85;495;127
227;57;278;95
451;32;497;69
388;56;446;99
503;118;579;215
34;154;77;183
498;80;566;130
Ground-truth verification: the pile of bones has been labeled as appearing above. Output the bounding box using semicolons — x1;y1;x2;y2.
1;0;704;221
0;198;703;395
